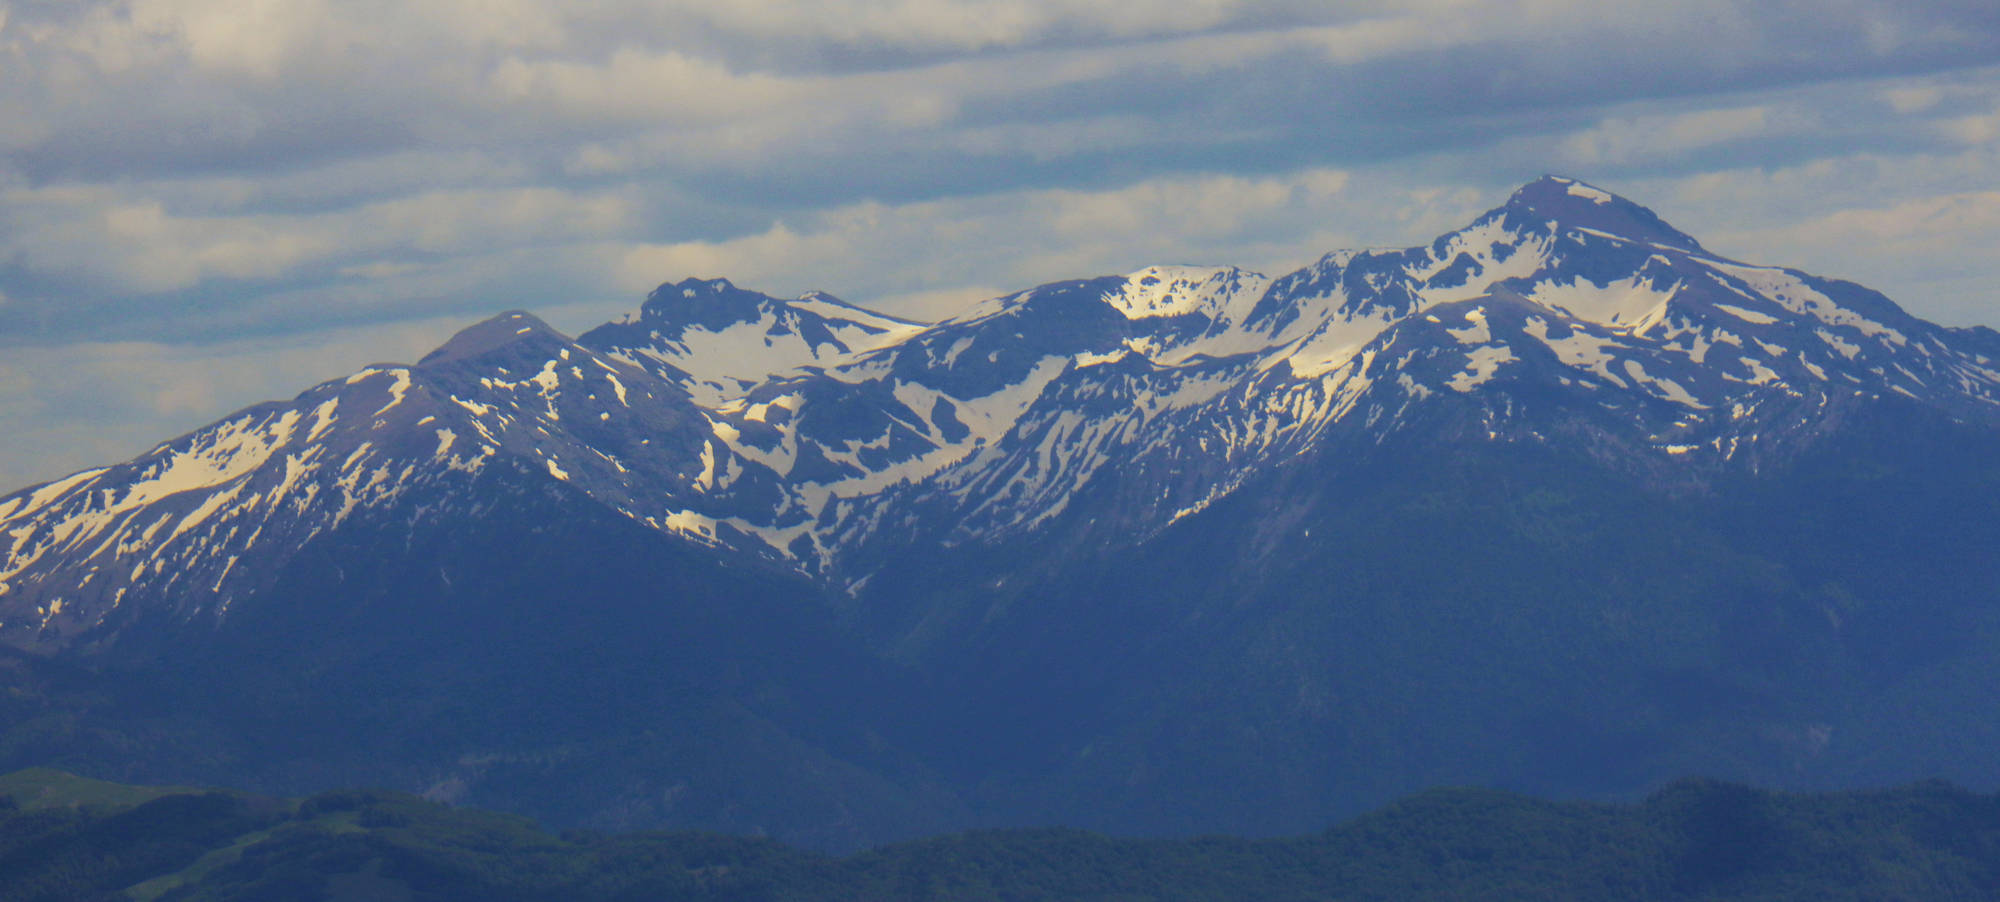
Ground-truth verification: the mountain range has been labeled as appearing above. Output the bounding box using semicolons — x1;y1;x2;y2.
2;176;1998;850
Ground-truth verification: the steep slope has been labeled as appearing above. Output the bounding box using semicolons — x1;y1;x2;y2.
580;278;927;403
844;410;2000;836
0;312;733;653
2;177;1999;848
618;176;2000;580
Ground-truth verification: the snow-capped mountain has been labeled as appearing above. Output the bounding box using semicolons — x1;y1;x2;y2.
4;176;1999;652
580;278;929;405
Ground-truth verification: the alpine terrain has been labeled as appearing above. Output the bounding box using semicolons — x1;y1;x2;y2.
2;177;1998;850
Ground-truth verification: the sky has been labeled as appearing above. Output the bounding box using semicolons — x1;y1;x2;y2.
2;0;1999;490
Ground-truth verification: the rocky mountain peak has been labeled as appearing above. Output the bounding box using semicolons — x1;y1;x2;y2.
417;310;569;368
630;276;785;332
1498;175;1703;252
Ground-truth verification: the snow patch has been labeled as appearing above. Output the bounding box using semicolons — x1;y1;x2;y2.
1622;360;1705;407
1075;349;1130;368
1105;265;1268;322
1524;317;1628;387
1282;309;1398;379
1815;329;1861;360
1448;345;1515;392
1714;303;1779;325
6;468;108;523
306;397;340;442
1528;275;1677;327
1446;308;1491;344
1565;181;1615;205
369;369;413;417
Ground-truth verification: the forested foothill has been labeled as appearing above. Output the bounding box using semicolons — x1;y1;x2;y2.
4;768;1998;901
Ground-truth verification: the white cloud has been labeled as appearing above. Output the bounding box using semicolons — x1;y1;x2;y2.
1614;153;2000;327
0;314;470;490
615;167;1357;319
485;49;812;124
1705;188;2000;324
1884;85;1946;113
1936;110;2000;145
1561;106;1788;166
1;183;638;294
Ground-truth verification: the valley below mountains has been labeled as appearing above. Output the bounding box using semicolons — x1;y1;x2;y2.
2;177;1998;851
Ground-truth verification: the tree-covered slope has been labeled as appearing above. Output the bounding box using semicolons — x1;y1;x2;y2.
4;769;1998;901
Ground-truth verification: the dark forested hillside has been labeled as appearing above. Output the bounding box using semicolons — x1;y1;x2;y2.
4;769;1999;901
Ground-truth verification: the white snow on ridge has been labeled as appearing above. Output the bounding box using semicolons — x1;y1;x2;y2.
623;302;929;406
306;398;340;442
1713;303;1778;325
1280;308;1400;379
790;293;929;338
1446;309;1491;344
370;369;414;417
662;509;721;543
123;411;302;511
1524;316;1630;387
768;357;1081;538
1528;275;1677;328
164;482;249;545
1106;265;1266;321
0;408;321;614
1156;369;1238;410
1564;181;1616;205
1712;263;1908;345
1074;349;1130;368
943;356;1070;445
1621;360;1705;407
1099;266;1287;365
743;394;803;424
3;468;108;525
1410;218;1553;306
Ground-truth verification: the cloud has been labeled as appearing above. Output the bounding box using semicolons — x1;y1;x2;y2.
1885;85;1947;113
4;0;2000;486
614;167;1359;319
0;313;470;490
1702;187;2000;327
0;183;640;328
486;49;813;125
1579;146;2000;328
1561;106;1792;166
9;1;1996;186
1936;109;2000;145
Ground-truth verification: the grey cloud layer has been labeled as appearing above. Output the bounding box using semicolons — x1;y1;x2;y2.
0;0;1998;487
